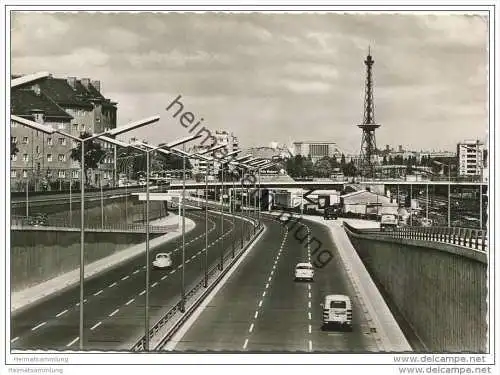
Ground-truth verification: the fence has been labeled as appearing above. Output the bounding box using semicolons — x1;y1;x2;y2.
11;215;178;234
344;223;488;251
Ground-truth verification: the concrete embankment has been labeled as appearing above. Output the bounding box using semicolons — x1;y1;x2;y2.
11;213;196;315
343;222;487;353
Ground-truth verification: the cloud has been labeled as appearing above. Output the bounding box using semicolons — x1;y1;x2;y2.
10;12;489;153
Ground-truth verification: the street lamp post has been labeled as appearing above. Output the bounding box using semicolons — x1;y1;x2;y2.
12;114;160;350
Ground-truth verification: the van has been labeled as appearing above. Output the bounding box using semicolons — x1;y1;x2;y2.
321;294;352;331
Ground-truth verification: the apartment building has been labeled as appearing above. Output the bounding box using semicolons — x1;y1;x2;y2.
457;140;486;179
11;74;118;189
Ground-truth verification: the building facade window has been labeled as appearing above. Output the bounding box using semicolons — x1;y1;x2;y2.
58;154;66;162
11;170;17;178
47;138;53;146
11;137;17;144
22;137;29;144
72;140;78;148
80;124;85;131
23;154;29;162
36;146;40;154
72;170;79;178
58;170;66;178
11;154;17;161
59;138;66;146
11;121;18;128
58;123;65;130
22;170;28;178
73;124;78;132
47;154;53;162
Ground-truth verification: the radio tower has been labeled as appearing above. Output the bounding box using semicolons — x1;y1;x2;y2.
357;47;380;178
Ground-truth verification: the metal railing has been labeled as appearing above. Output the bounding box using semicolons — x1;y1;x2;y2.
10;215;178;233
343;223;488;251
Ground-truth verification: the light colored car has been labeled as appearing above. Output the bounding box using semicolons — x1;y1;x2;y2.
321;294;353;331
294;262;314;282
152;253;173;269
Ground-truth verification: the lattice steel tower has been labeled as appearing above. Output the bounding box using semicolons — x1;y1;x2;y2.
357;47;380;178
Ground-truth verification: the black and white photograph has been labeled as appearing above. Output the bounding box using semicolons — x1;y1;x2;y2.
2;2;498;375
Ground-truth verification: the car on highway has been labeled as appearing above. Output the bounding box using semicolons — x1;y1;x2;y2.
152;253;173;269
321;294;353;331
294;262;314;282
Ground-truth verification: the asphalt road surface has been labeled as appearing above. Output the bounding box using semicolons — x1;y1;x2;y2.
171;216;379;352
11;209;255;351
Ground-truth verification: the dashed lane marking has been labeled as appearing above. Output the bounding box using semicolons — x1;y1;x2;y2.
308;312;312;320
133;269;140;275
56;309;68;318
66;337;79;347
121;275;130;281
309;325;312;334
249;323;254;333
152;282;158;288
243;338;249;350
31;322;47;331
262;291;266;297
162;275;168;280
139;290;146;296
93;290;103;296
308;301;311;308
109;308;119;317
254;311;259;319
258;300;263;307
126;298;135;306
309;340;312;352
11;336;19;343
90;321;102;331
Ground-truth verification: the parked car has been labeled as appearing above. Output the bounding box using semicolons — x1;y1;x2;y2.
152;253;173;269
294;262;314;282
28;213;48;226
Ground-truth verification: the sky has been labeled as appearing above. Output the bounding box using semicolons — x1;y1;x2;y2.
10;11;489;154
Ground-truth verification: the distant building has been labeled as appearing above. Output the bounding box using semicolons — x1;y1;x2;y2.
11;74;118;189
190;130;239;178
457;140;485;178
293;141;343;163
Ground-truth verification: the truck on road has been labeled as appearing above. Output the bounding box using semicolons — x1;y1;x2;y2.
380;214;398;231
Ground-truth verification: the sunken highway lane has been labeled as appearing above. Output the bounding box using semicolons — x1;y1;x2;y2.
11;209;254;351
170;216;379;352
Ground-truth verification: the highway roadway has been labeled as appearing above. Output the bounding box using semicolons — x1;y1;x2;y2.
11;208;254;350
170;216;379;352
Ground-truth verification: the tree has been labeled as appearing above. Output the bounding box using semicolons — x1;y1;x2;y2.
70;132;106;186
382;155;387;165
314;157;333;177
11;141;19;157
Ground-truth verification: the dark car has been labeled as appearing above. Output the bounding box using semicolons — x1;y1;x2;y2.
324;206;339;220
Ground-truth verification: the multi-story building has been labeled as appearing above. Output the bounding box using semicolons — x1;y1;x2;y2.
10;86;73;191
11;74;118;189
190;131;239;178
457;140;485;178
293;141;343;163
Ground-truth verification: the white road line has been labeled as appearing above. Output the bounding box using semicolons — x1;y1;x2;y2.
309;292;311;298
249;323;254;333
170;270;176;274
66;337;79;347
309;325;312;334
31;322;47;331
161;275;168;280
262;291;266;297
186;259;191;264
84;299;88;303
109;282;117;288
121;275;130;281
139;290;146;296
308;284;311;291
133;269;140;274
308;301;311;308
109;309;119;317
56;309;68;318
308;312;312;320
178;265;182;269
254;311;259;319
11;336;19;343
75;303;80;307
265;283;269;289
309;340;312;351
93;290;103;296
152;282;158;288
191;255;196;259
258;300;263;307
90;321;102;331
243;338;249;349
142;266;146;269
126;298;135;306
268;276;272;282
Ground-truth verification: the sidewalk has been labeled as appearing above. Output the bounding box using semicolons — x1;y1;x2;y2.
11;213;196;315
300;214;412;352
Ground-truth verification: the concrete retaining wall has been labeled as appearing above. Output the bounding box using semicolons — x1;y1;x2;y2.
345;229;487;352
11;231;158;292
